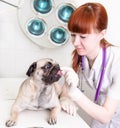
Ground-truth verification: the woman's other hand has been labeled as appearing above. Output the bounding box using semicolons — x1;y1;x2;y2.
60;96;77;116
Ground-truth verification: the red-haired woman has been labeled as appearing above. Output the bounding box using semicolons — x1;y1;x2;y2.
60;2;120;128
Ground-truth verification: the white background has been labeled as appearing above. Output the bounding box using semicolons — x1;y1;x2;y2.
0;0;120;125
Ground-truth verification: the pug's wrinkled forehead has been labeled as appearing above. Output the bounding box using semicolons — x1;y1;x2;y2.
37;58;58;68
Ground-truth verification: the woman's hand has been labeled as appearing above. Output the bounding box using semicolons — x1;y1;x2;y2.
60;96;77;116
61;67;79;87
61;67;82;101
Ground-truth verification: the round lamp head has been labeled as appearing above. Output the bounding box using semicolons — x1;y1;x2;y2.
50;27;68;45
58;4;74;23
33;0;52;14
27;19;45;36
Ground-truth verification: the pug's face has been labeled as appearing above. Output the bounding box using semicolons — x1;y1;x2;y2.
26;58;62;85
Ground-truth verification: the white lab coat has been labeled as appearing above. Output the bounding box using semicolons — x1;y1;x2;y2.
78;46;120;128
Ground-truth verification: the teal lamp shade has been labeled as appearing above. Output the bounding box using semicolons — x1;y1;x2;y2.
33;0;52;14
27;19;45;36
50;27;67;44
58;5;74;22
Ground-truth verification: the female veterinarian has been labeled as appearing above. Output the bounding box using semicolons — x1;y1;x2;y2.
60;2;120;128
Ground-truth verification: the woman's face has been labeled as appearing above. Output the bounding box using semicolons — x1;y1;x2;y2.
71;31;105;59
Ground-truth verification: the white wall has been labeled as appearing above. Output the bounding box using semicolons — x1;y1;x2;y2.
0;0;120;126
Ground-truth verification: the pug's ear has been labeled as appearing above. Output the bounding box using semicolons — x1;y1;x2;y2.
26;62;37;77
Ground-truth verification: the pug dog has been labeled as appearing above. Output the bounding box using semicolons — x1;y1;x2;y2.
5;58;62;127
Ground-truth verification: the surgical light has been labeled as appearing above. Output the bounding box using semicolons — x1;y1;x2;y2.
17;0;76;48
33;0;52;14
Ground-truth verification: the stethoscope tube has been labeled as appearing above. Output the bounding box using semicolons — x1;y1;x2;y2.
94;46;106;102
80;45;106;103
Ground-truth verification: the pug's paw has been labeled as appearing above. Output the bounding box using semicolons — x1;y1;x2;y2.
48;115;57;125
5;118;16;127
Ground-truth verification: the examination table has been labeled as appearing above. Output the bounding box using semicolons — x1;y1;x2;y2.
0;78;90;128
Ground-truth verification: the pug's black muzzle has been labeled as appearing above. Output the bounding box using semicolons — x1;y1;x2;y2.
42;64;62;85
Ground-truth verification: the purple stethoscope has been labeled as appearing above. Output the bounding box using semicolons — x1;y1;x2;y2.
80;46;106;102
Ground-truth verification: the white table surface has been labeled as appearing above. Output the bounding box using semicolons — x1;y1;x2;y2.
0;78;90;128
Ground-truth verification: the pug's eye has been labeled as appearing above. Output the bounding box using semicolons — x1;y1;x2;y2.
45;62;52;69
41;62;52;70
